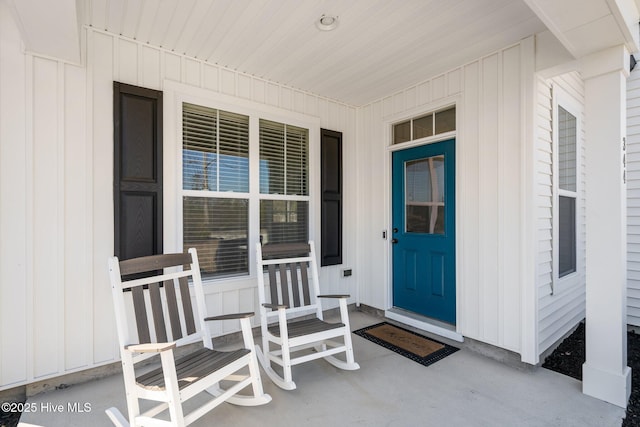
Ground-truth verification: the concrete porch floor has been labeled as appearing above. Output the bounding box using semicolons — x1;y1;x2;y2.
19;311;625;427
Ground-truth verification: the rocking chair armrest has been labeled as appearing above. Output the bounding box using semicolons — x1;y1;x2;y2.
125;342;176;353
205;312;255;321
262;303;288;310
317;294;350;299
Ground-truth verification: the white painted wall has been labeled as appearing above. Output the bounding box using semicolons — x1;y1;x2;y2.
0;0;29;388
535;72;587;354
356;41;535;359
627;66;640;326
0;3;357;390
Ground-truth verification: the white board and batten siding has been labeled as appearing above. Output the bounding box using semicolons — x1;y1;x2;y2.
535;72;587;354
356;40;534;361
1;1;30;388
0;4;357;390
627;66;640;326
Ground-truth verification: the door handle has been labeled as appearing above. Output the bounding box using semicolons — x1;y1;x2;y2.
391;238;399;244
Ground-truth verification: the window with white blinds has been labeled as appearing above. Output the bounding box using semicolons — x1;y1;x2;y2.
182;103;250;279
181;103;311;278
259;120;309;245
259;120;308;196
260;200;308;245
183;197;248;277
183;103;249;192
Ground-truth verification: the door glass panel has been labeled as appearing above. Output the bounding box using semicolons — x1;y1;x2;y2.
405;155;445;234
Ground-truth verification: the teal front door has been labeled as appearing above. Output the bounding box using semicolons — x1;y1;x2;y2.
392;139;456;324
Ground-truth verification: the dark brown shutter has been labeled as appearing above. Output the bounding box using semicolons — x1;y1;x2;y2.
114;82;163;260
320;129;342;266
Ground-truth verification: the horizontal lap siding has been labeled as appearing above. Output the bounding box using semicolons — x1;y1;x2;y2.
536;72;586;356
0;10;356;389
628;68;640;326
536;78;553;300
538;285;585;351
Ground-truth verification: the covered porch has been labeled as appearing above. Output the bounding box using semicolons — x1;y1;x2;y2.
1;0;640;418
19;311;625;427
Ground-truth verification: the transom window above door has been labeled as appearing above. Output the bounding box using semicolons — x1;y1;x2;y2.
393;106;456;145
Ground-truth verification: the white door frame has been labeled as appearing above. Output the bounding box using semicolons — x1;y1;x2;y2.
382;98;463;342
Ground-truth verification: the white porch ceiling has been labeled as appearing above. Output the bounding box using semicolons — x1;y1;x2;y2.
524;0;640;59
3;0;82;63
80;0;546;106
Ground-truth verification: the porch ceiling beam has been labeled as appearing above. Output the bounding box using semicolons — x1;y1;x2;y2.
607;0;640;53
4;0;82;64
524;0;639;58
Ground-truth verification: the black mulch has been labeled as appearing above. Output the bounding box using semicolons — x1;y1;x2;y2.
542;322;640;426
0;401;22;427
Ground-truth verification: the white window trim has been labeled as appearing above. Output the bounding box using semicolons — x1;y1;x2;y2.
163;81;320;283
551;85;583;295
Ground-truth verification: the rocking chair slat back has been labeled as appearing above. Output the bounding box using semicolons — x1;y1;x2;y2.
300;261;311;306
261;242;311;258
148;282;168;342
163;279;183;340
119;252;193;276
278;264;290;307
179;276;197;335
289;263;301;307
119;253;199;345
131;285;151;344
262;244;313;309
267;264;279;306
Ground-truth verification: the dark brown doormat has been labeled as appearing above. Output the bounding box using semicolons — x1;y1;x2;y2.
353;322;458;367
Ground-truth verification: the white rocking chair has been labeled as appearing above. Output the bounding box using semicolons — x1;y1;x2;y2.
106;248;271;427
255;241;360;390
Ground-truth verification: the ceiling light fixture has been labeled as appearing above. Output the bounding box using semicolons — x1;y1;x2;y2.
316;14;339;31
